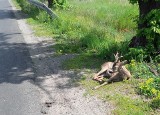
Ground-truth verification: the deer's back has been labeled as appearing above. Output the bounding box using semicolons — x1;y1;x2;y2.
101;62;114;70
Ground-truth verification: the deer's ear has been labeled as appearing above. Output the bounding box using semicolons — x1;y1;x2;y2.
121;60;127;66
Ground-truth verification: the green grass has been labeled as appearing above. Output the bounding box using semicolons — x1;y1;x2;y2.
14;0;138;59
52;0;137;59
80;74;159;115
111;94;152;115
62;54;104;70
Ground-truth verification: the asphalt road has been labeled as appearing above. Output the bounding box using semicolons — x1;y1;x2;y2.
0;0;41;114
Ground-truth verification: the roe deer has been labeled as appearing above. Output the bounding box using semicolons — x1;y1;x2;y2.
94;60;131;89
93;52;123;82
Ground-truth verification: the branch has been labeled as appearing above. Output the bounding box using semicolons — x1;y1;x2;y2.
147;64;159;76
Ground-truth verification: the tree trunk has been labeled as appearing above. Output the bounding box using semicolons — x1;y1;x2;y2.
129;0;160;50
48;0;53;8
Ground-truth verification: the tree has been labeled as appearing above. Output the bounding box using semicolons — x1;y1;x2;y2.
48;0;53;8
47;0;67;8
129;0;160;55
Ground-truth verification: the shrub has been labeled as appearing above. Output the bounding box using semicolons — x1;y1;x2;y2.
138;78;160;108
151;93;160;109
139;78;160;97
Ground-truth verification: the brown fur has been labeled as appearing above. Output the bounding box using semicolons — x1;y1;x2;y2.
107;61;131;83
93;53;132;89
93;62;114;82
93;52;124;82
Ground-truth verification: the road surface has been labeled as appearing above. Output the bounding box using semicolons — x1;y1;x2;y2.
0;0;41;114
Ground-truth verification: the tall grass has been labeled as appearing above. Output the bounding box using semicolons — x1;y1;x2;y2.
15;0;138;60
52;0;138;60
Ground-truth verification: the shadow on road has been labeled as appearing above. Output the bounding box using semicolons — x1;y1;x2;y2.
0;32;82;101
0;9;27;20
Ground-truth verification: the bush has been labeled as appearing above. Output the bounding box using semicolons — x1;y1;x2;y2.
151;94;160;109
125;47;147;62
138;78;160;108
139;78;160;97
127;60;156;79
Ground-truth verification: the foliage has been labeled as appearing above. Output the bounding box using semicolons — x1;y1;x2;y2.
128;0;160;4
138;78;160;108
52;0;68;9
126;47;160;62
126;48;147;62
128;0;160;61
128;0;138;4
139;78;160;97
16;0;31;12
128;60;160;109
127;59;160;109
16;0;41;18
127;60;158;78
151;94;160;109
138;9;160;53
155;54;160;62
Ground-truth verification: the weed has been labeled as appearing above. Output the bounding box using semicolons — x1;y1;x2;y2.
138;78;160;97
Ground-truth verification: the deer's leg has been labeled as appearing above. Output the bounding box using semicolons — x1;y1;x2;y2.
93;69;106;81
94;82;108;90
94;75;104;82
107;73;123;83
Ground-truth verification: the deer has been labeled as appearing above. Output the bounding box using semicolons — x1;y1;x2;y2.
93;52;132;89
93;52;123;82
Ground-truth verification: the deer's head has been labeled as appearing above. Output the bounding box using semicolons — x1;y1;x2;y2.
112;60;127;72
112;52;127;72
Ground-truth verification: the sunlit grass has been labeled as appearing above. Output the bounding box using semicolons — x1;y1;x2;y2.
14;0;138;59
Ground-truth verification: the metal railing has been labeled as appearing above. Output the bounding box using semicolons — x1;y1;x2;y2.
28;0;57;19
